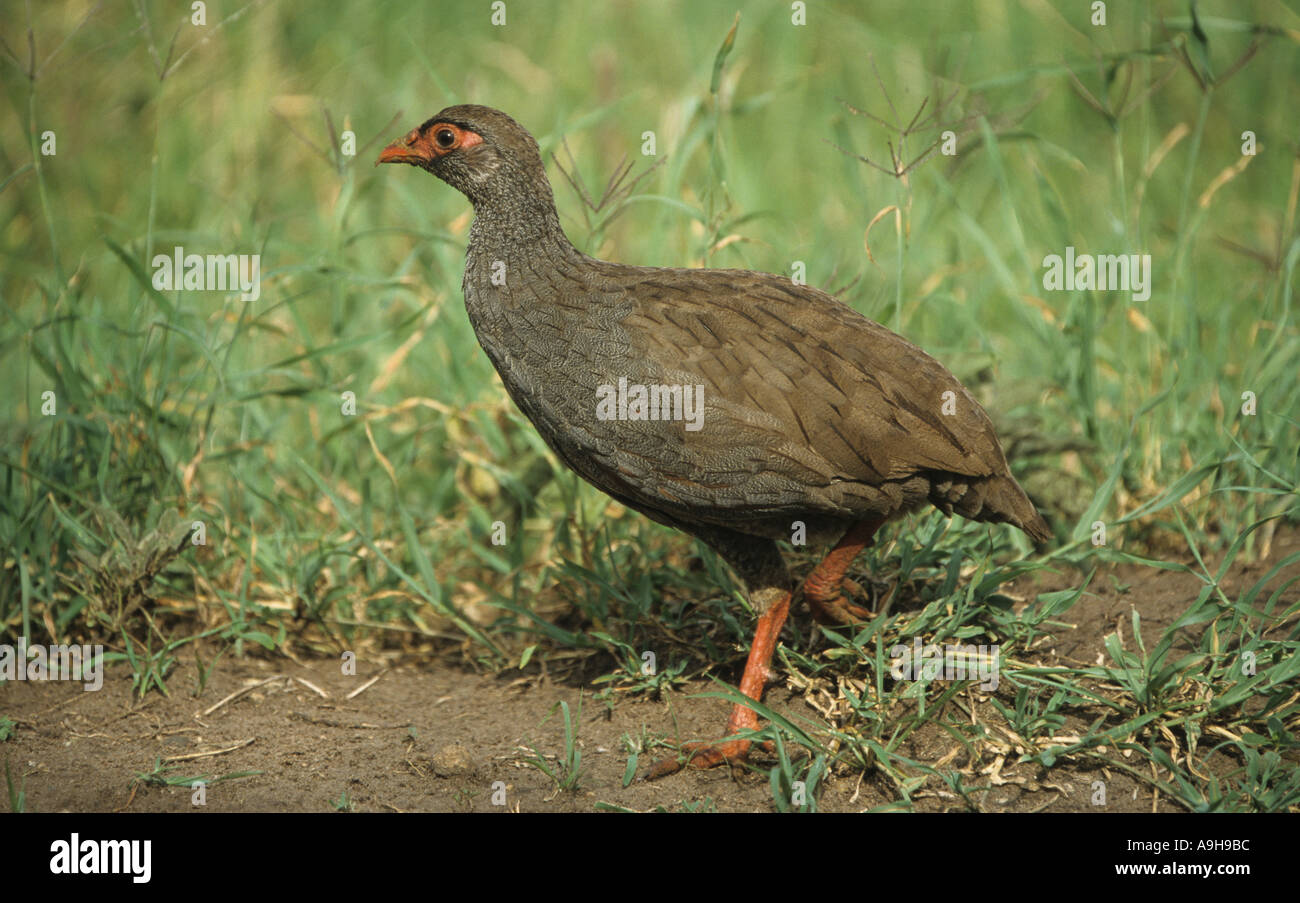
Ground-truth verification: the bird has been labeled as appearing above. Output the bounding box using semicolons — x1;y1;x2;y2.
378;105;1050;779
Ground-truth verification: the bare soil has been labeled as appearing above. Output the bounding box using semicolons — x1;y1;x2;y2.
4;528;1297;813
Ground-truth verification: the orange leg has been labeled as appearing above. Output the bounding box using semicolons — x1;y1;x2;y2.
642;589;792;780
803;518;884;625
641;519;887;780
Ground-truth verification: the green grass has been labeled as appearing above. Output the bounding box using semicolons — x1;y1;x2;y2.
130;757;262;794
520;697;585;794
2;0;1298;810
329;789;356;812
4;758;25;813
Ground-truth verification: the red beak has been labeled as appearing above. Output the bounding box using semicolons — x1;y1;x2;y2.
376;133;432;167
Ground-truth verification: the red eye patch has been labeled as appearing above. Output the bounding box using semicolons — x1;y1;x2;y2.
427;123;484;155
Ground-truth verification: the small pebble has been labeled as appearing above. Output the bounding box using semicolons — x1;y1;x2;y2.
430;743;473;777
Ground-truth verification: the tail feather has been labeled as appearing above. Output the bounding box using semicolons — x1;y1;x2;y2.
985;475;1051;544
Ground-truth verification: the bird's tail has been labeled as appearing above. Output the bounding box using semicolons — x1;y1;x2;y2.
983;475;1051;544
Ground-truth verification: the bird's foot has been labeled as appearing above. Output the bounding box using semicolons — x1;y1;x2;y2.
801;519;885;626
806;589;874;626
640;737;774;781
841;576;868;601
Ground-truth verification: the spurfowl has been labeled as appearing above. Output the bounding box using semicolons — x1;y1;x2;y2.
379;105;1049;779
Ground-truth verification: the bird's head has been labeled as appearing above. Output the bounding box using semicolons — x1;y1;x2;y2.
376;104;545;208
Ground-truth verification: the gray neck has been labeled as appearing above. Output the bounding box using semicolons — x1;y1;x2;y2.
466;197;578;263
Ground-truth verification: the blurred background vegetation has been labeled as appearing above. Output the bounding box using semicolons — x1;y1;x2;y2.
2;0;1297;675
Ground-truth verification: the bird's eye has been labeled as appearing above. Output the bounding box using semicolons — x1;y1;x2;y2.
434;128;457;149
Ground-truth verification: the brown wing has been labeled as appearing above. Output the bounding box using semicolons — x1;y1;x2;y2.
593;266;1045;538
482;258;1048;541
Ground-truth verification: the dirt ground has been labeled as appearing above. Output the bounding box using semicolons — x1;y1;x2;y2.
4;528;1297;813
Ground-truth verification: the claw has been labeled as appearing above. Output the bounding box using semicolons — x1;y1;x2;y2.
807;592;874;626
640;738;776;781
